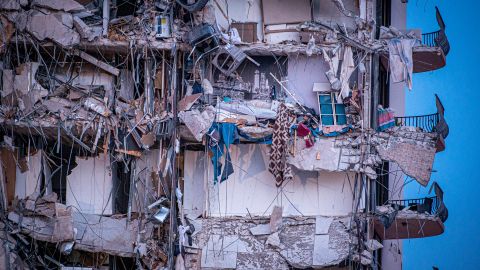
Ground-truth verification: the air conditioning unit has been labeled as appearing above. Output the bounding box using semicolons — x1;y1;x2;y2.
155;15;171;39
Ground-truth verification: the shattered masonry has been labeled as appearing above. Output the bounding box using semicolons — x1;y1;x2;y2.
0;0;451;269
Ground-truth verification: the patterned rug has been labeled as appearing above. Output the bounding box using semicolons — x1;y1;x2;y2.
268;103;295;187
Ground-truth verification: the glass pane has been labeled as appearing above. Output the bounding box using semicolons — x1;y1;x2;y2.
319;94;332;104
321;115;334;125
335;104;346;115
321;104;333;114
336;115;347;125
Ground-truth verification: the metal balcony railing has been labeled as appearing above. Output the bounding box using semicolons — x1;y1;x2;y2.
421;29;450;56
387;196;440;215
420;7;450;55
422;30;441;47
394;112;439;133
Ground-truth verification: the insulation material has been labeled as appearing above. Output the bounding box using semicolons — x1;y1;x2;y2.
66;154;113;215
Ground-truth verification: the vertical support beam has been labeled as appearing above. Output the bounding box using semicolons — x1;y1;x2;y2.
168;44;178;270
102;0;110;37
362;54;372;129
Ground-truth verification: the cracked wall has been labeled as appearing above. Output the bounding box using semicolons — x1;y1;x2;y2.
184;216;351;269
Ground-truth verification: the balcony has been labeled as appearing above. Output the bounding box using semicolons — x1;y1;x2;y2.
373;182;447;240
393;95;448;152
394;113;439;133
413;7;450;73
374;196;446;239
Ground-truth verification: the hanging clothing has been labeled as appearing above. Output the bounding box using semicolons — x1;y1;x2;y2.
388;38;418;90
337;46;355;102
268;103;295;187
208;122;239;184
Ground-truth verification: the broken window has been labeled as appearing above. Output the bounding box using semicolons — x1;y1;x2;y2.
318;92;346;125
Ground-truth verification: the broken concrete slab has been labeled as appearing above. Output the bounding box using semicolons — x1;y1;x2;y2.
187;216;350;269
71;49;120;76
0;16;15;54
270;206;283;232
0;0;27;10
7;62;48;99
32;0;86;12
73;16;100;42
312;234;342;267
266;231;282;249
375;128;437;186
249;223;271;236
178;93;202;112
179;106;215;142
8;210;152;257
201;235;245;269
26;11;80;47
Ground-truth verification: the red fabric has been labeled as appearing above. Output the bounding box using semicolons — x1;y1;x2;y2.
296;123;311;137
305;137;314;148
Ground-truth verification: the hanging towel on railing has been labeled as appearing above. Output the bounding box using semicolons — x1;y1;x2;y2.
378;107;395;131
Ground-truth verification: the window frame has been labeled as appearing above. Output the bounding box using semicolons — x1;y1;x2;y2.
317;92;347;126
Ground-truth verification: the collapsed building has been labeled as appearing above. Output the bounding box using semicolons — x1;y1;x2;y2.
0;0;451;269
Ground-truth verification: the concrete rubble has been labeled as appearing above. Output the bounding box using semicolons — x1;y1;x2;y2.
0;0;451;269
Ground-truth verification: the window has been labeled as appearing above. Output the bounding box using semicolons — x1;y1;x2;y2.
318;93;347;125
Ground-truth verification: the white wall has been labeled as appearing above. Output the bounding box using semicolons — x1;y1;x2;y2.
312;0;360;28
66;154;112;215
15;150;51;199
287;55;330;114
214;0;263;42
184;144;357;217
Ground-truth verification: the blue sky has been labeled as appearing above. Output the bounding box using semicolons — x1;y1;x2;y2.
404;0;480;269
